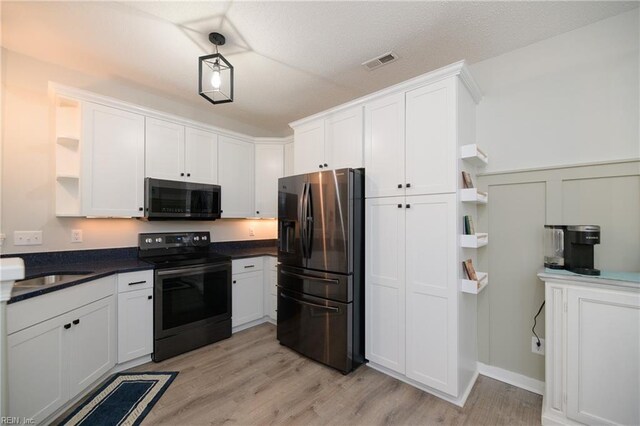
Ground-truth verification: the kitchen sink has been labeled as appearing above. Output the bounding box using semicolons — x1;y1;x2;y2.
14;272;94;288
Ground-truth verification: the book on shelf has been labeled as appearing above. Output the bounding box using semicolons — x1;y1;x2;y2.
462;259;478;281
463;215;475;235
462;171;474;189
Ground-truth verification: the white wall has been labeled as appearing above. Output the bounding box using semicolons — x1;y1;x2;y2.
472;9;640;385
0;49;277;255
471;9;639;173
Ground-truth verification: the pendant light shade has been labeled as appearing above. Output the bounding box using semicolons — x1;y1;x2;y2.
199;32;234;104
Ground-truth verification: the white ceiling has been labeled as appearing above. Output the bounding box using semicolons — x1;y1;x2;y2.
2;1;638;136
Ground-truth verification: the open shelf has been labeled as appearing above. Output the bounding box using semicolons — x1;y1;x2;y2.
460;188;488;204
57;136;80;146
460;144;488;166
56;174;80;180
461;272;488;294
460;233;488;248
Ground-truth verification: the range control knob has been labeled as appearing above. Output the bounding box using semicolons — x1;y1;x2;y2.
194;236;200;241
202;235;208;241
155;237;162;243
145;238;152;244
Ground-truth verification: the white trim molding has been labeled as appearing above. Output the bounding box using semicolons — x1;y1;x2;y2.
477;362;544;395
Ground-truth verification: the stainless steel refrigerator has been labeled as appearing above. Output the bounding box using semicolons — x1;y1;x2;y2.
277;168;365;374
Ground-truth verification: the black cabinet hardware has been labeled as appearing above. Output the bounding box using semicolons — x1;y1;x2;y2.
187;173;191;177
233;280;237;284
64;323;71;329
319;164;324;169
244;265;255;269
256;211;260;214
406;204;411;208
397;204;402;208
406;183;411;188
324;163;328;167
128;280;146;286
180;172;185;176
397;184;402;188
73;319;80;325
139;207;143;211
148;295;153;300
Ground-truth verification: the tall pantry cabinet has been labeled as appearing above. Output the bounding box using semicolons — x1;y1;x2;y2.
364;64;483;405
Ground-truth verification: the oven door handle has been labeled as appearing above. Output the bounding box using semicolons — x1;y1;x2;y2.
280;270;339;285
157;265;227;276
279;291;340;312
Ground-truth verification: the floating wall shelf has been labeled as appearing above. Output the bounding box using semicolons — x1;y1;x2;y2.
460;188;488;204
460;144;488;166
460;233;488;248
461;272;488;294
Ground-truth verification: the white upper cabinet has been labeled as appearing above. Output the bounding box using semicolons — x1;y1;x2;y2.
364;92;406;198
184;127;218;184
218;135;255;218
81;102;145;217
324;106;364;170
254;144;284;218
293;119;325;174
293;105;363;174
284;142;295;177
145;117;185;181
145;118;218;184
405;79;457;195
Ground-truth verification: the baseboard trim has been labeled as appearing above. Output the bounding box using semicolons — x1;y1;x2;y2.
232;316;275;334
477;362;544;395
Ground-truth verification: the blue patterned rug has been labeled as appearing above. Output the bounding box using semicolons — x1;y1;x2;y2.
60;372;178;426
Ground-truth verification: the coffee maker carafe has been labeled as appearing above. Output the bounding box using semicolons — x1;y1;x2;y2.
544;225;601;276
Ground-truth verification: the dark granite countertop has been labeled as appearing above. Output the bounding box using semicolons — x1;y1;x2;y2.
5;239;278;304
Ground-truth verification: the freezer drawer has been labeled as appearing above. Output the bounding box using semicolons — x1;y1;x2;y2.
278;265;352;303
277;288;353;373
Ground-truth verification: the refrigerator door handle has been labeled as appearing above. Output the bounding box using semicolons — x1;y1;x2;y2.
279;291;340;312
300;182;308;259
280;269;340;285
306;184;314;257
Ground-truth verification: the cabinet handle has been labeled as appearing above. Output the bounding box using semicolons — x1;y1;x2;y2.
244;265;255;269
128;280;146;286
64;323;71;329
406;204;411;208
406;183;411;188
233;280;237;284
73;319;80;325
148;295;153;300
256;211;260;214
187;173;191;177
139;207;143;211
324;163;328;167
397;184;402;189
397;204;402;208
319;164;323;169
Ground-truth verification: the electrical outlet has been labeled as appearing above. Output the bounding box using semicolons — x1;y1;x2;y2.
14;231;43;246
532;336;545;356
71;229;83;243
249;227;255;237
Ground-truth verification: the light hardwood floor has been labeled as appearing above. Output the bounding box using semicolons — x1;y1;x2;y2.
62;323;542;425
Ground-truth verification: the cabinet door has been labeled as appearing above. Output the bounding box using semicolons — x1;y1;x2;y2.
365;197;406;373
254;144;284;218
117;288;153;363
185;127;218;184
325;106;363;170
284;142;295;177
364;93;406;198
218;135;255;218
405;78;457;195
566;287;640;426
68;296;116;397
8;314;71;422
232;271;264;328
405;194;458;396
82;102;145;216
293;119;325;174
145;117;185;181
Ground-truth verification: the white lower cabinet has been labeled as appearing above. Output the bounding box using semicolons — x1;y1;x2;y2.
117;271;154;363
8;295;116;423
541;278;640;426
232;258;264;328
366;193;468;400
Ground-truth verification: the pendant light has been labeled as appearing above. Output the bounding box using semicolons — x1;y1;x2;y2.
199;32;234;104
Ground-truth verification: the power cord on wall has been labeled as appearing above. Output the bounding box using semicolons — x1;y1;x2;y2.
532;300;545;347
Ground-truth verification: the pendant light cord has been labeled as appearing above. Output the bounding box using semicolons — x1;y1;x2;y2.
532;300;545;347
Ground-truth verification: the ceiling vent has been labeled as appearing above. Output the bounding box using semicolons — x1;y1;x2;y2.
362;51;399;71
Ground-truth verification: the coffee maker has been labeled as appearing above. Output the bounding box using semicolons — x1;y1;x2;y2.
544;225;601;276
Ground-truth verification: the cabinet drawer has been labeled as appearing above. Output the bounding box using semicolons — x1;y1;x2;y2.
232;257;263;274
117;270;153;293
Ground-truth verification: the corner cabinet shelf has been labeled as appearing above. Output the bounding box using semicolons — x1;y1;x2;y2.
55;96;83;216
461;272;488;294
460;144;488;166
460;233;488;248
460;188;488;204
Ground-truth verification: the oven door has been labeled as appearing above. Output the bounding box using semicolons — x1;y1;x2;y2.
155;262;231;340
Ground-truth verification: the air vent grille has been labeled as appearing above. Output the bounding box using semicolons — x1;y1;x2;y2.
362;51;399;71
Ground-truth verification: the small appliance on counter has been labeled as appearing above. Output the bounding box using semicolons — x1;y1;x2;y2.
544;225;601;275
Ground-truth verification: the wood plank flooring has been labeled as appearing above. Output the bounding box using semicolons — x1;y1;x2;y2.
62;323;543;425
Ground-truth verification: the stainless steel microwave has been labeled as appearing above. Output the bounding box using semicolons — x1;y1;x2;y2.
144;178;221;220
